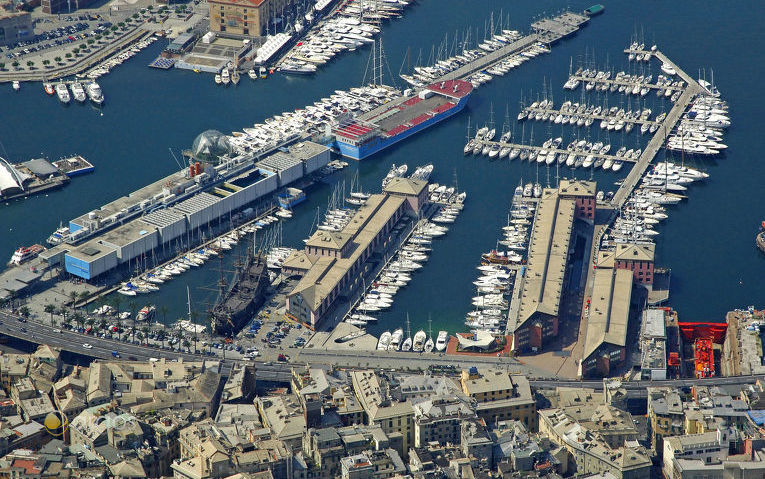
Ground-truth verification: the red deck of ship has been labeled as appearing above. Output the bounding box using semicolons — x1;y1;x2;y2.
336;123;374;140
425;79;474;99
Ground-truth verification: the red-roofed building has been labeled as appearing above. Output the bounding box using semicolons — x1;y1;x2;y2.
208;0;289;37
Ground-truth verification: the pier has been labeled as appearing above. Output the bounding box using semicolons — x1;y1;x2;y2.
435;34;540;82
565;73;684;92
0;28;152;83
434;11;592;83
611;83;700;208
468;139;638;165
521;105;661;128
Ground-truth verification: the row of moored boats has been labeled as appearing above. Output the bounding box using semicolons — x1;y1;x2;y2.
117;215;283;296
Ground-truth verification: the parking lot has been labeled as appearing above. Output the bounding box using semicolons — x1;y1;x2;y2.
2;18;112;61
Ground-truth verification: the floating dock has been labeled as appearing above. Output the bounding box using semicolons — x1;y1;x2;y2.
52;155;95;177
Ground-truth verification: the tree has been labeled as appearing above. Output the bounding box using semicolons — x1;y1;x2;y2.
12;60;19;69
26;60;34;68
72;47;80;55
54;56;62;64
73;312;85;331
19;306;30;319
141;326;150;345
44;304;56;324
42;59;50;68
87;39;94;45
156;329;166;349
129;301;137;343
98;318;108;333
65;53;72;60
0;62;5;70
86;317;95;332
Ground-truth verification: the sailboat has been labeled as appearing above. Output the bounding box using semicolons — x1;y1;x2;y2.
423;318;435;352
401;314;413;351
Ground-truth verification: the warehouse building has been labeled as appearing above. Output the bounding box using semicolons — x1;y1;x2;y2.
581;267;634;378
285;179;428;327
64;167;277;280
509;181;595;353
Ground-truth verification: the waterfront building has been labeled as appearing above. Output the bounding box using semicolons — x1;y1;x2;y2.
459;368;536;430
0;10;31;45
581;267;634;378
208;0;290;37
640;308;668;380
597;243;656;285
509;180;596;353
40;0;95;14
285;179;427;327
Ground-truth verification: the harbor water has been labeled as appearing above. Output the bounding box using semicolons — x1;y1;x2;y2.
1;0;764;335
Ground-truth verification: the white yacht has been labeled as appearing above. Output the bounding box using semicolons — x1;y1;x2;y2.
388;328;404;351
86;82;104;105
435;331;448;351
412;330;426;352
221;68;230;85
55;82;71;103
70;82;86;102
377;331;392;350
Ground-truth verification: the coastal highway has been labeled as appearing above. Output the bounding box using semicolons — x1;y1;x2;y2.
0;310;198;362
2;310;763;391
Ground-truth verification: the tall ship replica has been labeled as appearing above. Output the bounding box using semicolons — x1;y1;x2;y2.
210;244;269;336
332;79;473;160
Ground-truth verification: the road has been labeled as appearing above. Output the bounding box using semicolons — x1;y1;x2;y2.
0;309;198;362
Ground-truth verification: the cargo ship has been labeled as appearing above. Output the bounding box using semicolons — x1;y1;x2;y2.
333;80;473;160
211;251;269;336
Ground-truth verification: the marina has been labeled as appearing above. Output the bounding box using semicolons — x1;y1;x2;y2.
0;0;758;381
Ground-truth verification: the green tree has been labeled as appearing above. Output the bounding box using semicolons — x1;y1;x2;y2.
72;47;80;55
44;304;56;324
141;326;150;345
73;312;85;331
86;317;95;332
54;56;62;64
26;60;34;68
12;60;19;69
19;306;30;319
65;53;72;60
129;301;137;343
69;291;79;310
98;318;108;333
87;39;94;45
0;62;7;70
42;59;50;68
156;329;166;349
